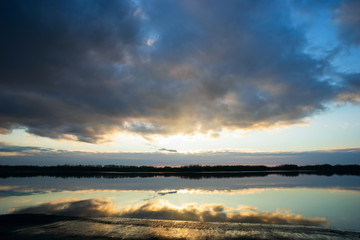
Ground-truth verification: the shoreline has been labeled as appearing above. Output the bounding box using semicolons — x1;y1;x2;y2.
1;164;359;178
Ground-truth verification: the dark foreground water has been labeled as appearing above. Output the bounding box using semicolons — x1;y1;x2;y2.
1;174;359;239
1;214;359;240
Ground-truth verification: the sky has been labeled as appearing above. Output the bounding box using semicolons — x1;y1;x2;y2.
0;0;359;166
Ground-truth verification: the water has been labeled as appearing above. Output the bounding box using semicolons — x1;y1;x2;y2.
1;174;359;239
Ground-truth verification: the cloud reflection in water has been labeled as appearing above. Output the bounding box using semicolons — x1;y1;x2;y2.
13;198;328;227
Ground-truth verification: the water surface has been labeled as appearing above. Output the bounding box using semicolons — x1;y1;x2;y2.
1;174;359;239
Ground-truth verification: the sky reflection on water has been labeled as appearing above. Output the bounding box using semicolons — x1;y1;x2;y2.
0;175;359;231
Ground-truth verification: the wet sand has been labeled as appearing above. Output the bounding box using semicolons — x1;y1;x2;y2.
1;214;359;240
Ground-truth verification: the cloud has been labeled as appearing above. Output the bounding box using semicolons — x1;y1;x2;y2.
0;0;141;142
0;142;53;153
120;200;328;226
0;0;358;142
158;148;177;153
13;199;328;227
337;73;360;103
0;185;21;191
1;146;360;166
334;0;360;46
13;199;117;217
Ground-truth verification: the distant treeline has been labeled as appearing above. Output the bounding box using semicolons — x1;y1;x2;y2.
0;164;359;179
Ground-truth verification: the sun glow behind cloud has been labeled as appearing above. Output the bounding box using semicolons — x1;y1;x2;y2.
0;103;359;156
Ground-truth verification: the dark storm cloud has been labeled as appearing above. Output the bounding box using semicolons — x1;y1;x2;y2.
0;0;358;142
0;0;141;142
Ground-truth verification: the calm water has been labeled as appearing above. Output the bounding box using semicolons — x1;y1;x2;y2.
0;174;359;234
